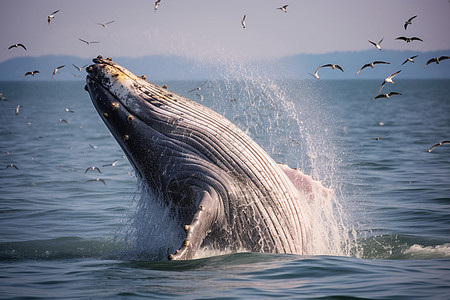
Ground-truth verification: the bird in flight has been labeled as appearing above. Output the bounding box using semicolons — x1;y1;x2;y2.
369;38;383;50
424;56;449;68
321;64;344;72
24;70;40;77
52;65;65;79
154;0;161;12
72;64;89;71
277;5;288;13
428;141;450;152
85;166;102;174
15;105;21;115
8;43;27;51
355;61;390;75
395;36;423;43
188;80;208;93
241;15;246;28
97;21;115;28
370;92;402;101
379;70;401;93
401;55;418;66
308;65;321;80
404;15;417;30
79;38;100;45
48;9;60;25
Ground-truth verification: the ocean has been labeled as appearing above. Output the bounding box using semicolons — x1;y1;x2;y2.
0;76;449;299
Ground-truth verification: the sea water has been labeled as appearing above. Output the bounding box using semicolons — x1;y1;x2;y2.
0;78;449;299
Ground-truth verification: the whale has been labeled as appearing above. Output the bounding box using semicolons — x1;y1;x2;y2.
84;56;329;260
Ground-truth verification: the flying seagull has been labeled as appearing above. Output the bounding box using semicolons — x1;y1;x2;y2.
72;63;89;71
424;56;449;68
102;160;119;167
154;0;161;12
188;80;208;93
48;9;60;25
355;61;390;75
308;65;321;80
8;43;27;51
6;163;19;170
277;5;288;13
15;105;21;115
97;21;115;28
401;55;418;66
320;64;344;72
241;15;246;28
51;65;65;79
428;141;450;152
85;166;102;174
370;92;402;101
79;38;100;45
379;70;401;93
24;70;40;76
404;15;417;30
87;178;106;185
395;36;423;43
369;38;383;50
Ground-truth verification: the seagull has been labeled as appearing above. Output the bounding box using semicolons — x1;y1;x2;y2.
79;38;100;45
85;166;102;174
48;9;60;25
5;163;19;170
404;15;417;30
395;36;423;43
58;118;69;123
424;56;449;68
320;64;344;72
65;108;75;113
428;141;450;152
97;20;115;28
370;92;402;101
8;43;27;51
379;70;401;93
277;5;288;13
355;61;390;75
401;55;418;65
241;15;246;28
188;80;208;93
195;94;204;102
87;178;106;185
102;160;119;167
154;0;161;12
308;65;321;80
24;70;40;76
369;38;383;50
369;137;386;141
15;105;21;115
51;65;65;79
72;64;89;71
89;144;98;149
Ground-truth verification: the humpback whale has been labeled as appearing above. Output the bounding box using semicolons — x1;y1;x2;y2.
85;56;329;260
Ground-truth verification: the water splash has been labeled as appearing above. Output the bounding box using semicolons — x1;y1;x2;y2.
199;58;357;257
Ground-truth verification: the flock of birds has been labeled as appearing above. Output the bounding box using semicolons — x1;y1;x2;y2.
2;6;450;176
302;15;449;103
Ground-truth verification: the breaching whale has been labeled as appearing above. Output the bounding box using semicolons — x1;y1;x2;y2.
85;56;329;260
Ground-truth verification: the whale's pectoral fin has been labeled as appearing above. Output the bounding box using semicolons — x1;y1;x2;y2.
168;188;218;260
277;163;333;202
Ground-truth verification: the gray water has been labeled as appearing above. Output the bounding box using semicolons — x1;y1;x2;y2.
0;78;449;299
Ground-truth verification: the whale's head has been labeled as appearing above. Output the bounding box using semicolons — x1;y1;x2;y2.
85;56;174;181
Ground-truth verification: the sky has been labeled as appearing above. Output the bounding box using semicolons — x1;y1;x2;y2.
1;0;450;64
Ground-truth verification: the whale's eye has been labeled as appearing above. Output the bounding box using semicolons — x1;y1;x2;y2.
127;115;134;122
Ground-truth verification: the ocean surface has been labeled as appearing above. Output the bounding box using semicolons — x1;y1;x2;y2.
0;76;449;299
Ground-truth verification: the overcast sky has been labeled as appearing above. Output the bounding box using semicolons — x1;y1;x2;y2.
1;0;449;64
